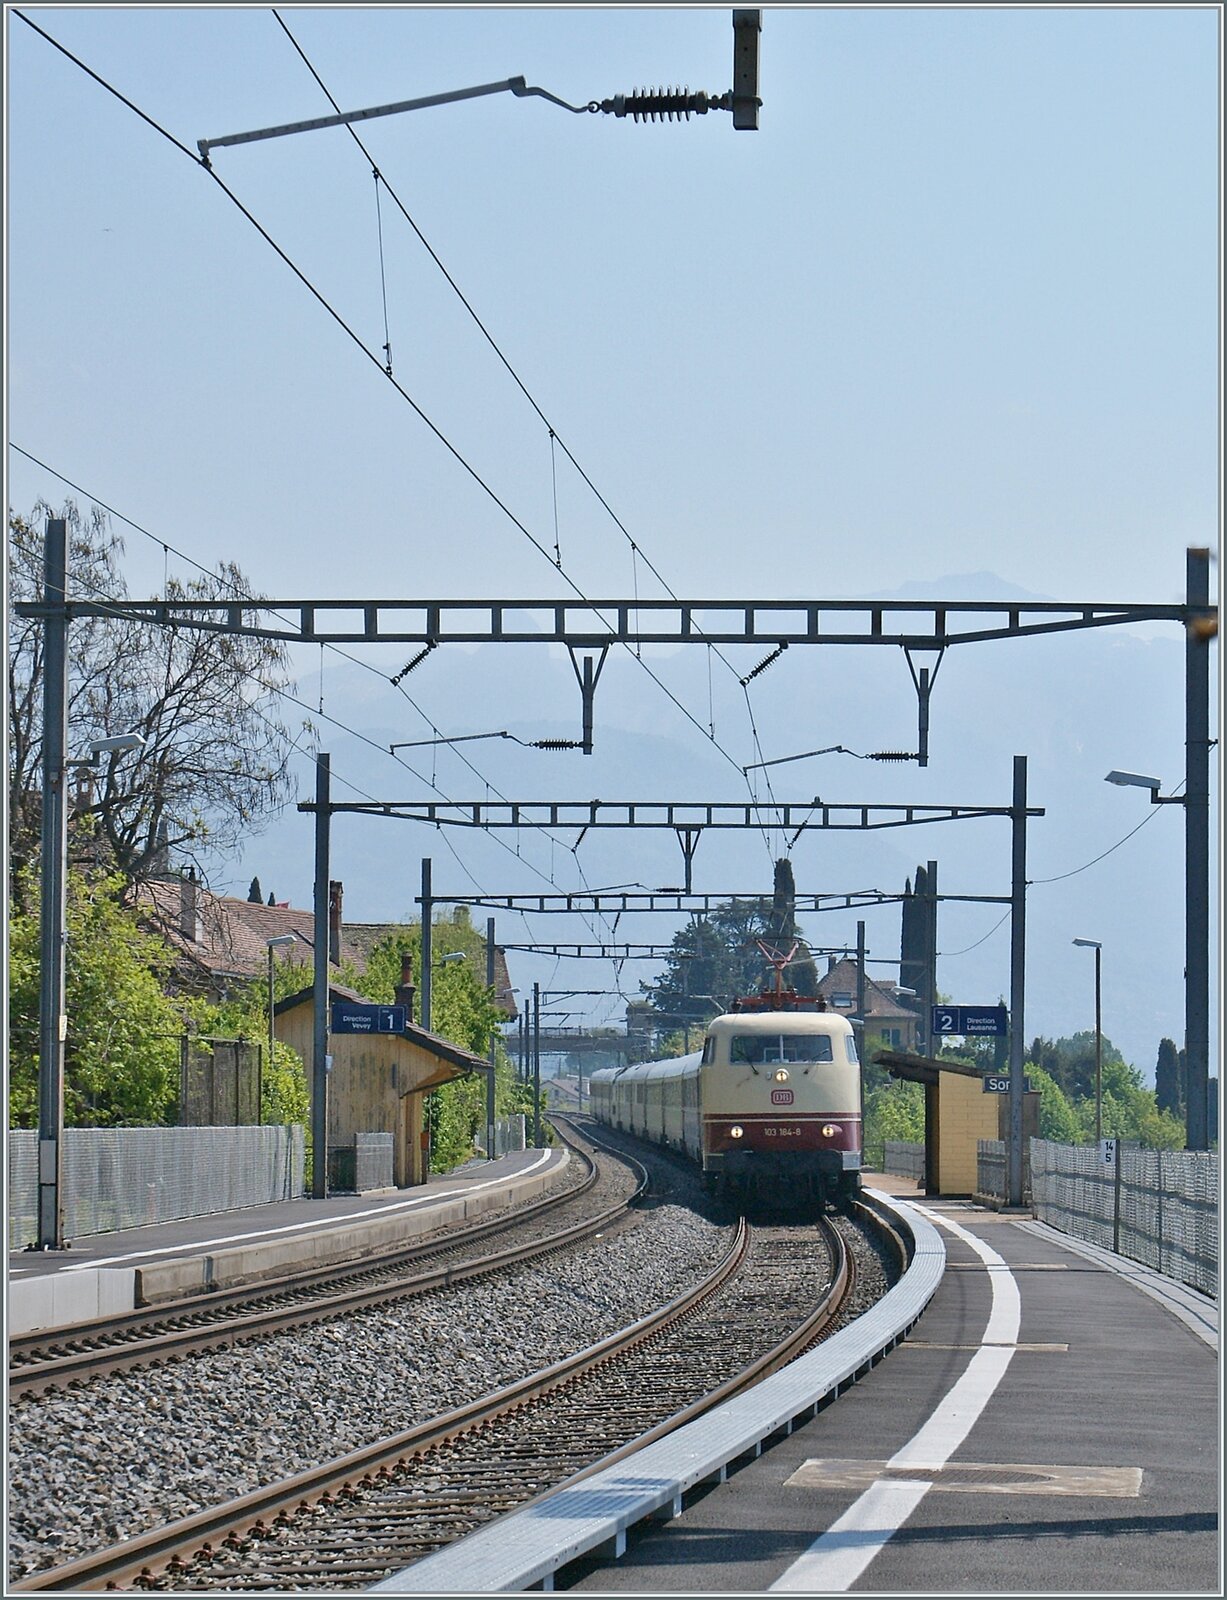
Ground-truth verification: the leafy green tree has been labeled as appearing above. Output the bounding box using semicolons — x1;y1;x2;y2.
1024;1062;1083;1143
642;890;818;1027
863;1077;925;1151
8;865;186;1127
203;958;310;1129
1026;1031;1127;1105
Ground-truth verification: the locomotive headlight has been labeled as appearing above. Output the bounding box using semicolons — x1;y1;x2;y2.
773;1068;790;1083
821;1124;839;1138
729;1124;745;1139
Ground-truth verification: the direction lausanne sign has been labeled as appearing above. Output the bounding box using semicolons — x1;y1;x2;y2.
931;1004;1008;1037
331;1001;407;1035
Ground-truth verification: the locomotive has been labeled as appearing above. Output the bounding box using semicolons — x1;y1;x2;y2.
587;946;863;1207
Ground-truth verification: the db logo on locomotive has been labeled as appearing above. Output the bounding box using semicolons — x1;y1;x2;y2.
770;1088;794;1105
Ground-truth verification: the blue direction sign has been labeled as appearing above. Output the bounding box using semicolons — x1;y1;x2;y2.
331;1001;407;1035
931;1004;1008;1037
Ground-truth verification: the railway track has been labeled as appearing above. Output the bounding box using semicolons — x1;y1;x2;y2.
13;1193;879;1593
9;1125;637;1400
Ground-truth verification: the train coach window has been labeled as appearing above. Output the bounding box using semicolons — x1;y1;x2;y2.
845;1034;859;1063
701;1037;716;1065
730;1033;835;1065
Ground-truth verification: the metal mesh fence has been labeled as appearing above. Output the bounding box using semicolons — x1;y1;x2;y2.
975;1138;1032;1204
354;1132;394;1193
883;1141;925;1181
8;1125;305;1249
495;1115;526;1156
1025;1139;1217;1298
179;1037;261;1126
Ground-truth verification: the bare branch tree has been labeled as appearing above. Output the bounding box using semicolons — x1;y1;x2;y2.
9;500;299;887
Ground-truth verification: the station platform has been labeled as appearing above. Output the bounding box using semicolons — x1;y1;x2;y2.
387;1174;1219;1597
7;1145;567;1335
557;1181;1219;1595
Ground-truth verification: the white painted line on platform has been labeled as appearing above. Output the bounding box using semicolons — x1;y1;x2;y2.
770;1201;1018;1592
57;1150;554;1270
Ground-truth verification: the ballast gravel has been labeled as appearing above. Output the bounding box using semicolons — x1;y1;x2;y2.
7;1200;729;1579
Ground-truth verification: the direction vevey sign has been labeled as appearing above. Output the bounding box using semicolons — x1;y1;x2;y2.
331;1001;407;1035
931;1004;1008;1037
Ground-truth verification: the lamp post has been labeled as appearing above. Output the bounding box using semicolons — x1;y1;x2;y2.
1106;753;1210;1151
35;516;146;1253
1072;938;1103;1144
265;934;298;1123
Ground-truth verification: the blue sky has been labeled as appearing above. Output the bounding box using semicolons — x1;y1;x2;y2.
6;5;1221;1072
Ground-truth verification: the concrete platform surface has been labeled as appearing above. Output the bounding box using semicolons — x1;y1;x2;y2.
554;1193;1219;1595
7;1146;566;1333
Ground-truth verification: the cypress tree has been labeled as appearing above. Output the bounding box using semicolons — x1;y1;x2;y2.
1155;1037;1181;1116
900;866;926;995
247;876;263;904
767;858;818;996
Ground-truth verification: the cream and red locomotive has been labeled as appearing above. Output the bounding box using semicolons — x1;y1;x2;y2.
588;954;862;1206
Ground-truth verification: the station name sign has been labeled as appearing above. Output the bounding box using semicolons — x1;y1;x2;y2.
331;1001;407;1035
931;1004;1008;1037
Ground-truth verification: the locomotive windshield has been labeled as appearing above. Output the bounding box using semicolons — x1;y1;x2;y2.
730;1033;835;1065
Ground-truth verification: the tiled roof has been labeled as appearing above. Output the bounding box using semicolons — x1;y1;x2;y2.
133;881;517;1015
135;879;320;984
816;958;920;1020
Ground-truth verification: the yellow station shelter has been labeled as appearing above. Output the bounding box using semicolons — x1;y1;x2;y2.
873;1049;1039;1197
275;982;494;1188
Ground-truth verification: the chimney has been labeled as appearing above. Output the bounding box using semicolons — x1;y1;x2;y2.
180;868;202;942
148;822;171;879
827;954;837;974
394;951;416;1024
328;880;343;965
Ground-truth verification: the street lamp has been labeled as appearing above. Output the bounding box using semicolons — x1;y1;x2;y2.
36;677;147;1248
1104;770;1184;805
266;934;298;1120
1072;938;1103;1144
1105;756;1210;1153
70;732;147;764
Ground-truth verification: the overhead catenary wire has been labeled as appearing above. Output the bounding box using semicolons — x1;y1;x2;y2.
51;556;622;958
267;9;784;854
16;12;790;891
372;167;394;376
11;447;619;921
15;13;901;998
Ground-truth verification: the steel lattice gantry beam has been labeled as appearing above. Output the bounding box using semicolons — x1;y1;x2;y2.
297;796;1042;892
411;889;1010;915
299;798;1035;828
16;594;1199;646
498;941;890;961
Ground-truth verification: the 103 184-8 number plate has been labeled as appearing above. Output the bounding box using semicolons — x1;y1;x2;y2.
763;1125;804;1138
